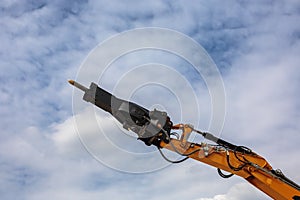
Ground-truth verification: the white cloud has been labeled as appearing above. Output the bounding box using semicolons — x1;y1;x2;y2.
0;0;299;199
195;182;267;200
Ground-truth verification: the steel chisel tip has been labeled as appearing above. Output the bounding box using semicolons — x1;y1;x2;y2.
68;79;75;85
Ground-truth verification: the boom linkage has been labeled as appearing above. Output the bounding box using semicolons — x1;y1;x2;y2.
159;124;300;200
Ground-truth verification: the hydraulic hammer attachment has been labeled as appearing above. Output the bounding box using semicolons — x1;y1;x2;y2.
69;80;173;146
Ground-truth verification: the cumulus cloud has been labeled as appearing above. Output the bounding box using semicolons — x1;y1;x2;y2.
0;0;299;199
195;183;267;200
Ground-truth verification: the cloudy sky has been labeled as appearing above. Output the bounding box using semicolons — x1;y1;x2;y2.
1;0;299;199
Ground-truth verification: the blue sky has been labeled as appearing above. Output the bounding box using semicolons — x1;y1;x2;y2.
1;0;299;199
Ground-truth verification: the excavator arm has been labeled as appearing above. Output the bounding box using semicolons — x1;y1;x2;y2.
161;124;300;200
69;80;300;200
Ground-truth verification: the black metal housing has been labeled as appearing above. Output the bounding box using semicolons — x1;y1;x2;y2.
83;82;172;146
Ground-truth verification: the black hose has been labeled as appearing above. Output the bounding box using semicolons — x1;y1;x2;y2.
233;146;252;164
226;151;248;171
158;147;189;164
217;168;234;178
